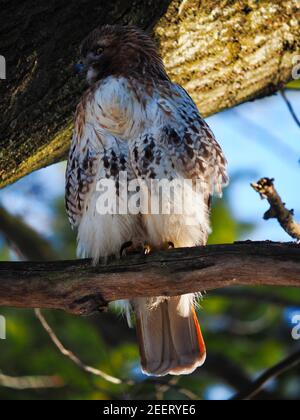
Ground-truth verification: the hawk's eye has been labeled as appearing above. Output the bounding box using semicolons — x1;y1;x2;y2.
95;46;104;56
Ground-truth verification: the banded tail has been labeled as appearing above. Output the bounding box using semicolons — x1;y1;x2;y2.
134;295;206;376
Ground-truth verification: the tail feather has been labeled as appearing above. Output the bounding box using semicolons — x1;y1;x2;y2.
134;295;206;376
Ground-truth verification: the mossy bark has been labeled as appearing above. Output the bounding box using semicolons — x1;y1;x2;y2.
0;0;299;189
156;0;300;115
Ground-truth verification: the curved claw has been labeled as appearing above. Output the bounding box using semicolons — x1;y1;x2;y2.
120;241;133;257
143;243;152;255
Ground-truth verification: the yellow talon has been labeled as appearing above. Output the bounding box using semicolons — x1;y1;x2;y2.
143;243;152;255
120;241;133;257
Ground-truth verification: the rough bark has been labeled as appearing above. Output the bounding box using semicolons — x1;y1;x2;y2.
0;242;299;316
156;0;300;115
0;0;299;189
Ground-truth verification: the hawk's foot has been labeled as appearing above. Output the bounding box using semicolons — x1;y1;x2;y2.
165;241;175;250
143;243;152;255
143;241;174;255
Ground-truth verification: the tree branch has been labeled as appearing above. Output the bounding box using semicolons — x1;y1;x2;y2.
0;371;64;390
281;90;300;129
0;205;57;261
0;241;299;315
205;353;283;400
1;0;300;188
34;309;124;385
0;206;125;386
251;178;300;240
212;288;300;308
231;347;300;400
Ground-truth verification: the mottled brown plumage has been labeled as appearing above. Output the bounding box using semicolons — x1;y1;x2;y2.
66;25;228;376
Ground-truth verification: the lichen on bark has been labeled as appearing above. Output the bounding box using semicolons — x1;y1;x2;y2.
0;0;171;189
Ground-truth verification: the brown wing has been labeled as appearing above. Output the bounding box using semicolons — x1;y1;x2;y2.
130;83;228;201
65;135;99;228
165;85;228;197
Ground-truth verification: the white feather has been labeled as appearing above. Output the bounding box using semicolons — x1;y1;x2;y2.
72;75;227;327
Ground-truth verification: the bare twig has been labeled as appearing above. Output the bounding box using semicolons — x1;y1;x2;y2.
204;353;283;400
231;348;300;400
0;207;123;388
0;371;64;390
280;90;300;129
34;309;124;385
0;208;201;391
251;178;300;240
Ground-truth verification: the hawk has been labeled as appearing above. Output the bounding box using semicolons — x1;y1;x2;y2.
66;25;228;376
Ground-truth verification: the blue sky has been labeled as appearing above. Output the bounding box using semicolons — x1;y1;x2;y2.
1;90;299;243
208;89;300;242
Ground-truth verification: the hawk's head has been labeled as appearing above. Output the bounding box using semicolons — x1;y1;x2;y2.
76;25;168;85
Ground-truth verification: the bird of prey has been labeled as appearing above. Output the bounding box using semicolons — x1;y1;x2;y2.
66;25;228;376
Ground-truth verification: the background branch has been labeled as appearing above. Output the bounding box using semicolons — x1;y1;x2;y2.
34;309;123;385
205;353;284;400
0;371;64;390
0;206;125;386
231;348;300;400
251;178;300;240
281;90;300;129
212;288;300;308
0;241;299;315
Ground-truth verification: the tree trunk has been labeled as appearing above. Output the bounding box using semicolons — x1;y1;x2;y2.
156;0;300;115
0;0;299;189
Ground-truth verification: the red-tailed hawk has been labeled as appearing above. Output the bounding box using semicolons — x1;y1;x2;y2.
66;25;228;376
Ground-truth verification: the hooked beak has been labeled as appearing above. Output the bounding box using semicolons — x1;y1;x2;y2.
74;62;85;75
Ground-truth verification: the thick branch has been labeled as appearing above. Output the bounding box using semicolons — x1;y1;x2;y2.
0;0;171;189
231;348;300;400
213;288;300;308
0;205;57;261
0;242;299;315
1;0;300;188
205;353;283;400
251;178;300;240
